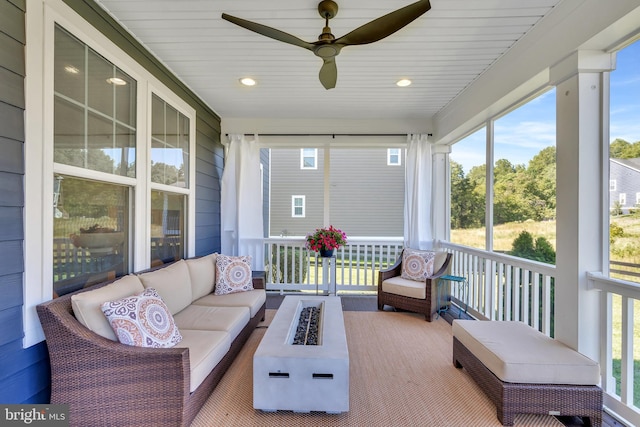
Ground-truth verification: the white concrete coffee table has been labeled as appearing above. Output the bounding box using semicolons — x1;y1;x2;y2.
253;295;349;413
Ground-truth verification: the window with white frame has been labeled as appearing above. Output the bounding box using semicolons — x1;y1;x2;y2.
636;192;640;206
50;24;195;297
300;148;317;169
53;26;135;296
610;180;616;191
619;193;627;206
292;196;305;217
387;148;401;165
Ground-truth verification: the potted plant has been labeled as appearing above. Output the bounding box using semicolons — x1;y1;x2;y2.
305;225;347;257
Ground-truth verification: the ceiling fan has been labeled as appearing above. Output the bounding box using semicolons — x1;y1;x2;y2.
222;0;431;90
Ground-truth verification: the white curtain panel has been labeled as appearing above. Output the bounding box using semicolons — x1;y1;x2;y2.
404;133;434;250
220;134;264;270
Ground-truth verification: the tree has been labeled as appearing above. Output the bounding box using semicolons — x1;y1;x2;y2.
450;161;484;229
493;159;529;224
523;146;556;220
509;230;556;264
610;138;640;158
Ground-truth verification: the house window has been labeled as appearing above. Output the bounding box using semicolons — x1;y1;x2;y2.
636;192;640;206
387;148;401;165
610;180;616;191
50;24;195;297
301;148;317;169
619;193;626;206
151;94;190;187
53;26;136;296
53;176;130;296
54;27;136;177
292;196;305;217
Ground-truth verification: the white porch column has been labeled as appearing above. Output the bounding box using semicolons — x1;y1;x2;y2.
552;50;615;360
432;144;451;244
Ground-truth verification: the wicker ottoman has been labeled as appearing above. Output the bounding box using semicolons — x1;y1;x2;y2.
452;320;603;426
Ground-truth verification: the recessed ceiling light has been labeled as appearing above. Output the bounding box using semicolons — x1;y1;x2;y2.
240;77;257;86
106;77;127;86
64;65;80;74
396;79;412;87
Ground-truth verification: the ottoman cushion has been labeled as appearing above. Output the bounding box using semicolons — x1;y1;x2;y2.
452;320;600;385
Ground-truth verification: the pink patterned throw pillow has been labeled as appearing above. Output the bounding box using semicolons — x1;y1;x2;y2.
401;248;437;281
101;288;182;348
214;254;253;295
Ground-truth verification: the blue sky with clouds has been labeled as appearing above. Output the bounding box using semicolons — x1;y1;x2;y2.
451;40;640;174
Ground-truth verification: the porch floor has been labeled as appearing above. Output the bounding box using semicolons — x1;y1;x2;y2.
265;293;623;427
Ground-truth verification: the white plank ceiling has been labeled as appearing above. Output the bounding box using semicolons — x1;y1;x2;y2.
93;0;561;121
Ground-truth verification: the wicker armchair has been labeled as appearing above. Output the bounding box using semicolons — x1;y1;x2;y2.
377;250;452;321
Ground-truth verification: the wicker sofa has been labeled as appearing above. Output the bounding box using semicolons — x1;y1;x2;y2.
37;254;266;427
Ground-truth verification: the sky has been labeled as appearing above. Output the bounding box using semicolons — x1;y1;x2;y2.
451;40;640;174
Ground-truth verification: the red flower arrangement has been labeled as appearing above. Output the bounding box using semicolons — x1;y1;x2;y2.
305;225;348;252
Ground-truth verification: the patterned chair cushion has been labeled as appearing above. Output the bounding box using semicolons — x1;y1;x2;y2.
401;248;437;281
214;254;254;295
101;287;182;348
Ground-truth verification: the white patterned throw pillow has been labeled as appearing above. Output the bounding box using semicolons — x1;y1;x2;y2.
101;287;182;348
401;248;437;281
214;254;253;295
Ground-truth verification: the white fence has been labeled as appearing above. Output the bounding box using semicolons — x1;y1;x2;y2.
262;237;404;294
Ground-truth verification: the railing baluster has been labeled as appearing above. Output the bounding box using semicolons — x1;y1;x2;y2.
532;272;540;330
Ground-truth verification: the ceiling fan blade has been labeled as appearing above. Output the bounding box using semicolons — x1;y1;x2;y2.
319;58;337;90
222;13;315;50
335;0;431;46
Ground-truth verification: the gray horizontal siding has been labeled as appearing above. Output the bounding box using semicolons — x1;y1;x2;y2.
269;148;404;237
0;101;24;141
0;67;25;109
330;148;404;237
0;137;23;174
0;0;24;43
0;31;24;76
0;0;47;406
269;148;324;236
194;116;222;256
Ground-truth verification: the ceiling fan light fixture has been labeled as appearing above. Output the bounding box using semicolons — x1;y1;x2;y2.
240;77;257;86
396;78;412;87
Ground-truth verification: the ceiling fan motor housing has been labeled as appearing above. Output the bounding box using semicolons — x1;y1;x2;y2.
318;0;339;19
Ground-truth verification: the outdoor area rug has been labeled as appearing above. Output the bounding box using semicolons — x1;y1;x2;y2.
191;310;564;427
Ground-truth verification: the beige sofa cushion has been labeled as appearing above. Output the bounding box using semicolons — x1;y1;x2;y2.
71;274;144;341
174;305;250;341
381;276;426;299
452;320;600;385
193;289;266;318
185;254;217;301
176;329;231;392
138;259;192;315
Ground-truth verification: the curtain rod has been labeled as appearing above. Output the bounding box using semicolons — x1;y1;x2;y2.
224;133;432;137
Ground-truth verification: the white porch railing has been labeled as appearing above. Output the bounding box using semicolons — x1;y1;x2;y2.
262;237;403;294
588;272;640;425
438;242;556;336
